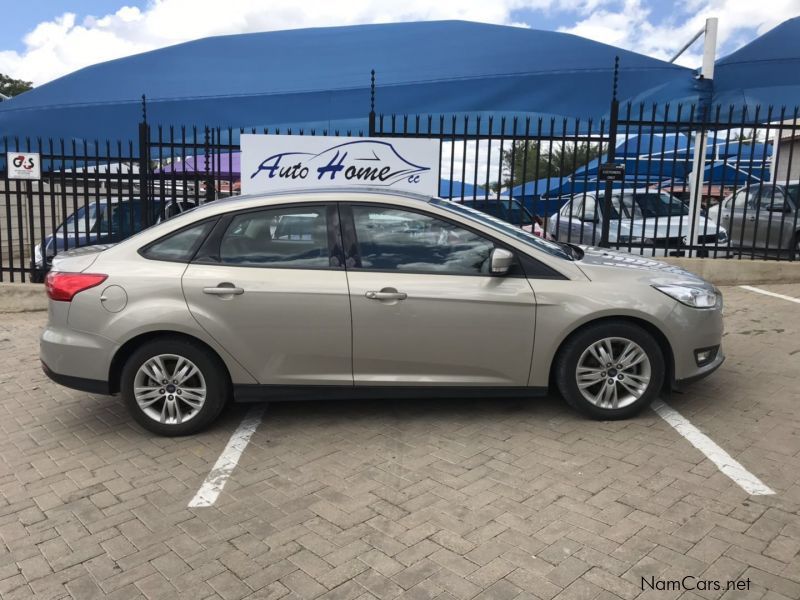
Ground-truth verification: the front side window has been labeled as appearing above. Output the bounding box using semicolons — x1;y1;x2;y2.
617;193;689;219
219;206;331;268
758;187;788;211
350;205;495;275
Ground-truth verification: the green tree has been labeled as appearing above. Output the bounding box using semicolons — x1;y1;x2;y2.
499;140;602;190
0;74;33;98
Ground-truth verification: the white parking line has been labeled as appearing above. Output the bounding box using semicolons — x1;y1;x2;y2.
652;399;774;495
739;285;800;304
188;406;266;508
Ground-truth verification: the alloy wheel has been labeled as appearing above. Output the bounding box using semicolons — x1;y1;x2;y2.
575;337;652;409
133;354;207;425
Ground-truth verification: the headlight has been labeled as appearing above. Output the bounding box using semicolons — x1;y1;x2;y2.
34;242;43;266
653;283;718;308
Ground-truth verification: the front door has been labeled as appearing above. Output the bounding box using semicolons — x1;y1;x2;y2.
342;203;536;387
182;203;352;385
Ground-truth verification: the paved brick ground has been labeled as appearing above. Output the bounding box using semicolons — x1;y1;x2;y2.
0;284;798;600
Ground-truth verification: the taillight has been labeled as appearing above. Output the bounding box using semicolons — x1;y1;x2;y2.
45;272;108;302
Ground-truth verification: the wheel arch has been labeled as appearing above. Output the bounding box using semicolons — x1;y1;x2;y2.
548;315;675;391
108;330;232;394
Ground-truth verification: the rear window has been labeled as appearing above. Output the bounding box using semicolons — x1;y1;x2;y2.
141;220;216;262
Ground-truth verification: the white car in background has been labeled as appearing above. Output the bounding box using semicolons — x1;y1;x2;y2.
548;190;728;255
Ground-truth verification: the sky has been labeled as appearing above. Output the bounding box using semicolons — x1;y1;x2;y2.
0;0;798;86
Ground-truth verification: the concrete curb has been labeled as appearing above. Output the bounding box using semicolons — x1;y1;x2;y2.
0;283;48;313
659;257;800;286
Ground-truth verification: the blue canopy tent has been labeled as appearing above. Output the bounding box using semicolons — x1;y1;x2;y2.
509;177;564;216
0;20;698;144
713;17;800;115
439;180;485;198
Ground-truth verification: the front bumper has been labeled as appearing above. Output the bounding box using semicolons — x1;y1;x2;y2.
666;298;725;384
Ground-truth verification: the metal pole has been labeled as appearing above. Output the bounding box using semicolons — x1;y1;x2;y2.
688;17;718;253
600;57;620;248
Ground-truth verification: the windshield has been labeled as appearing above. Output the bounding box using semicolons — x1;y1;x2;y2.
614;193;689;219
785;184;800;205
462;199;534;226
59;204;100;235
432;198;572;261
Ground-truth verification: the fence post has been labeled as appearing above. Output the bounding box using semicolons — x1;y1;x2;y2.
599;57;620;249
368;69;376;136
138;94;152;228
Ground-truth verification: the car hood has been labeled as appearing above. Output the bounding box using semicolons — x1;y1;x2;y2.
51;244;115;273
573;246;710;286
611;214;722;240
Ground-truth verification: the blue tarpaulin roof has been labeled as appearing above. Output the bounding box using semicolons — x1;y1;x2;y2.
439;180;485;198
0;20;698;143
713;17;800;114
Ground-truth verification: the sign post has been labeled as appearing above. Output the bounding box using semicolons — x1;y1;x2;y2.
241;135;440;197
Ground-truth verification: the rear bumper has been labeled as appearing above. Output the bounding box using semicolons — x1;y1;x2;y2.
41;361;110;395
40;324;115;384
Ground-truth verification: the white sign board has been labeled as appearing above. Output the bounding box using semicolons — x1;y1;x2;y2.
6;152;41;180
241;134;440;196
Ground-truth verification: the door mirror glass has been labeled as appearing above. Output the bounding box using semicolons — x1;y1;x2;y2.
489;247;514;275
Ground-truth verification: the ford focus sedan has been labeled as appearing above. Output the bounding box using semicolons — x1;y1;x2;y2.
41;188;724;435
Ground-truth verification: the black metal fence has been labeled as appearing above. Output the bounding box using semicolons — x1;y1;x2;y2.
2;99;800;282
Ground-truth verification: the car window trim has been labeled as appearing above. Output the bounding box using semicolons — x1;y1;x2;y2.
191;201;344;271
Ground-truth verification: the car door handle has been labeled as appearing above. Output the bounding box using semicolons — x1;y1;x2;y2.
746;216;756;221
203;284;244;296
365;290;407;301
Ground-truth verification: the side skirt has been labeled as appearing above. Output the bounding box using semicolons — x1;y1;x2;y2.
233;384;549;403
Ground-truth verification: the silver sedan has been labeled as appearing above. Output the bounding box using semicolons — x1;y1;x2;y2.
41;188;725;435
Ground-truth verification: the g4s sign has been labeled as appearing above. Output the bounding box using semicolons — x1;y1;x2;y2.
7;152;41;180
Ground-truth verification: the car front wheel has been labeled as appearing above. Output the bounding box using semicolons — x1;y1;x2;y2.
120;337;229;436
556;321;665;419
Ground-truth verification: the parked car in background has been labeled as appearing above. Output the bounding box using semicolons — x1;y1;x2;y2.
547;190;728;255
707;182;800;258
41;188;723;436
32;198;196;281
456;197;549;238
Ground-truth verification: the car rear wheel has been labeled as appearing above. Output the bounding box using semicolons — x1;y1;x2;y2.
556;321;664;419
121;337;229;436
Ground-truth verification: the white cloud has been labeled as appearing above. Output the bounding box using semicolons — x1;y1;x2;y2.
0;0;797;86
559;0;800;69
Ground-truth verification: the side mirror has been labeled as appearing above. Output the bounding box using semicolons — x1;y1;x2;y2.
490;247;514;275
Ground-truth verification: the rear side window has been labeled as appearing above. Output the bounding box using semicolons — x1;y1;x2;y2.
142;220;215;262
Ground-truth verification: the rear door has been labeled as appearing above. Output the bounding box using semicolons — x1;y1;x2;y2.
341;202;536;387
181;203;352;385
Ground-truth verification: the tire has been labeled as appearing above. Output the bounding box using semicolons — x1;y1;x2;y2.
555;321;665;420
120;337;230;436
792;232;800;261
